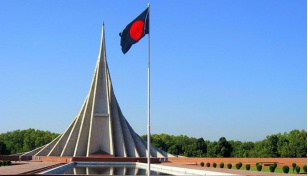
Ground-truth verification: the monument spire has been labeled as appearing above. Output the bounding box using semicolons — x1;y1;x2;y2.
23;24;173;158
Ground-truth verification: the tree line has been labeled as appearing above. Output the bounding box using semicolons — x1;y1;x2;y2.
0;128;306;157
141;129;306;158
0;128;58;155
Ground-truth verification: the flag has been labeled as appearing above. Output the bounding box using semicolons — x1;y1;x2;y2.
119;7;149;54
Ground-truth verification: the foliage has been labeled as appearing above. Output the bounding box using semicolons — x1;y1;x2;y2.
235;162;241;170
0;141;9;155
227;163;232;169
256;164;262;171
213;162;217;168
245;164;250;170
292;163;296;173
200;162;204;167
295;166;300;173
219;162;224;168
0;160;10;167
3;160;11;166
277;130;307;157
141;129;306;158
0;128;59;154
206;162;210;167
282;165;289;173
1;128;306;158
269;165;276;172
303;165;307;172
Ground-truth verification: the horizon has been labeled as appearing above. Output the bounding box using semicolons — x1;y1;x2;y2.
0;1;306;142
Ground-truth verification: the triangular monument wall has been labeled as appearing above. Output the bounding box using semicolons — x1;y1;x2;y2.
23;25;173;158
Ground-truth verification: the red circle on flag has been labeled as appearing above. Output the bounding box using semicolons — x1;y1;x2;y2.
130;20;144;41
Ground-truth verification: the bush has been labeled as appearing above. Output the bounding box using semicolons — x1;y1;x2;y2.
219;162;224;168
295;166;300;173
200;162;204;167
0;161;2;167
3;160;7;166
6;160;11;166
227;163;232;169
269;165;276;173
245;164;250;171
303;165;307;172
213;162;217;168
292;163;296;173
238;162;242;168
206;162;210;167
282;165;289;174
273;163;277;168
256;164;262;171
235;163;241;170
256;162;260;167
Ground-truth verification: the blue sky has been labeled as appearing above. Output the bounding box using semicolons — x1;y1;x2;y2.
0;0;306;142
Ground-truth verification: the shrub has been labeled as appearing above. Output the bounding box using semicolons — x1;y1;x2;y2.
273;163;277;168
235;163;241;170
0;161;2;167
6;160;11;166
3;160;7;166
256;164;262;171
303;165;307;172
295;166;300;173
200;162;204;167
269;165;276;173
238;162;242;168
206;162;210;167
282;165;289;174
245;164;250;171
219;162;224;168
213;162;217;168
256;162;260;167
292;163;296;173
227;163;232;169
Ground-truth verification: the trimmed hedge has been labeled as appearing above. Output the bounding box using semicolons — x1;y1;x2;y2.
292;163;296;173
219;162;224;168
245;164;250;171
295;166;300;173
0;160;11;167
200;162;204;167
227;163;232;169
303;165;307;173
282;165;289;174
235;162;241;170
213;162;217;168
269;165;276;173
256;163;262;171
206;162;210;167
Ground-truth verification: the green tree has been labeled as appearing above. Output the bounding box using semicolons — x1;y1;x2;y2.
206;141;218;157
0;128;59;154
217;137;232;157
0;141;10;155
266;134;279;157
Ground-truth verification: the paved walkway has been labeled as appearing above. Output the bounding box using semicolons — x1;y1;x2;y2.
0;161;61;175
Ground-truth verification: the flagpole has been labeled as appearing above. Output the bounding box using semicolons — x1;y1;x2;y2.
147;3;151;176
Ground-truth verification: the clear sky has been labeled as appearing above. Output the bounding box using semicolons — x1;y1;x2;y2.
0;0;306;142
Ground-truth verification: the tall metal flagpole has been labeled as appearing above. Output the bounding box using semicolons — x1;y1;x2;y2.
147;3;151;176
